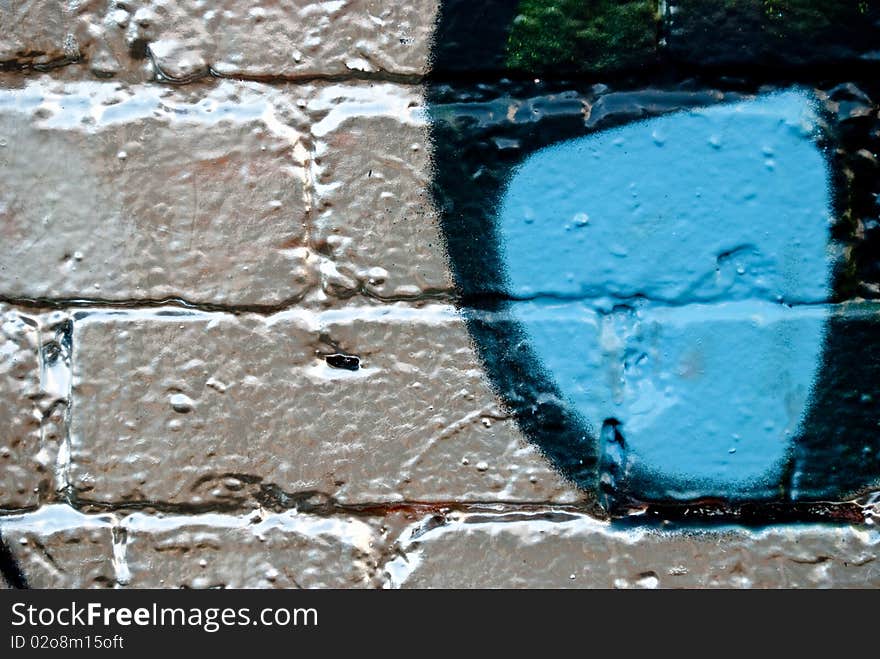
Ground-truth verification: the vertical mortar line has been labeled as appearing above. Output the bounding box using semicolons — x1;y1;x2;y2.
63;318;73;505
33;314;47;508
110;514;131;588
45;312;74;508
300;133;318;256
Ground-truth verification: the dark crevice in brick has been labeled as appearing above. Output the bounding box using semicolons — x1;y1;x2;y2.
0;56;82;74
0;531;28;589
0;290;457;316
207;68;426;87
1;56;427;87
151;60;427;87
324;353;360;371
128;38;149;61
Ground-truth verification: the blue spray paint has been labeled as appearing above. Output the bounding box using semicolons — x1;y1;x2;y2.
495;91;833;499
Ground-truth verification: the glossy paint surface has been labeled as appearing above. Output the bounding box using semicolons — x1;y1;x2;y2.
497;91;833;496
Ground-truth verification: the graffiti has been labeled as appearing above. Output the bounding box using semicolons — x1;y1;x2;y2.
429;1;880;514
497;91;832;499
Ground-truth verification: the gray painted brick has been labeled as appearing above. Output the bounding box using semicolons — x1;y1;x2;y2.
0;0;76;69
1;1;438;81
0;305;63;510
119;509;384;588
305;83;452;301
0;77;314;307
0;78;452;306
68;305;580;507
0;505;115;588
389;510;880;588
0;504;386;588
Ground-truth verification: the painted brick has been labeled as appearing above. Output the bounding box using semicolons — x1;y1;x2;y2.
0;305;55;510
174;0;437;81
0;78;457;306
67;305;580;507
1;1;438;81
306;83;452;300
0;505;115;588
0;77;314;307
0;0;76;69
389;510;880;588
428;83;880;302
119;510;384;588
2;0;880;592
1;505;392;588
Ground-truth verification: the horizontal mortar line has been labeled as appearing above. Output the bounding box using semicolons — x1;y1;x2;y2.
6;54;880;93
2;499;874;528
0;292;875;320
206;66;426;87
0;289;457;316
0;499;599;520
143;43;429;87
459;291;874;312
0;57;428;88
0;57;80;74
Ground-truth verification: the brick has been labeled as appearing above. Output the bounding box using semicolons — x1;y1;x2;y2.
306;83;452;300
1;505;388;589
389;510;880;588
120;510;383;588
0;0;76;68
0;78;459;306
198;0;436;81
0;77;314;306
0;505;115;588
0;305;53;510
63;300;880;510
430;299;880;506
68;305;580;507
2;2;437;81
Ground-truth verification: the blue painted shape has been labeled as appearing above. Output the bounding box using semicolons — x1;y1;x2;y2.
497;90;833;497
499;91;831;305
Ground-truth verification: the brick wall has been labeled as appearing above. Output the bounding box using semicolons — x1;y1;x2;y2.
1;1;879;588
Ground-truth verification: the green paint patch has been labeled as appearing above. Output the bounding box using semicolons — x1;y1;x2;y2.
505;0;659;74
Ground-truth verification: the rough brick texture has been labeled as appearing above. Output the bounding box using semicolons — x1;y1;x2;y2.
390;511;880;588
0;305;43;510
68;306;577;507
3;1;880;590
0;506;115;589
0;78;312;306
0;1;437;81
